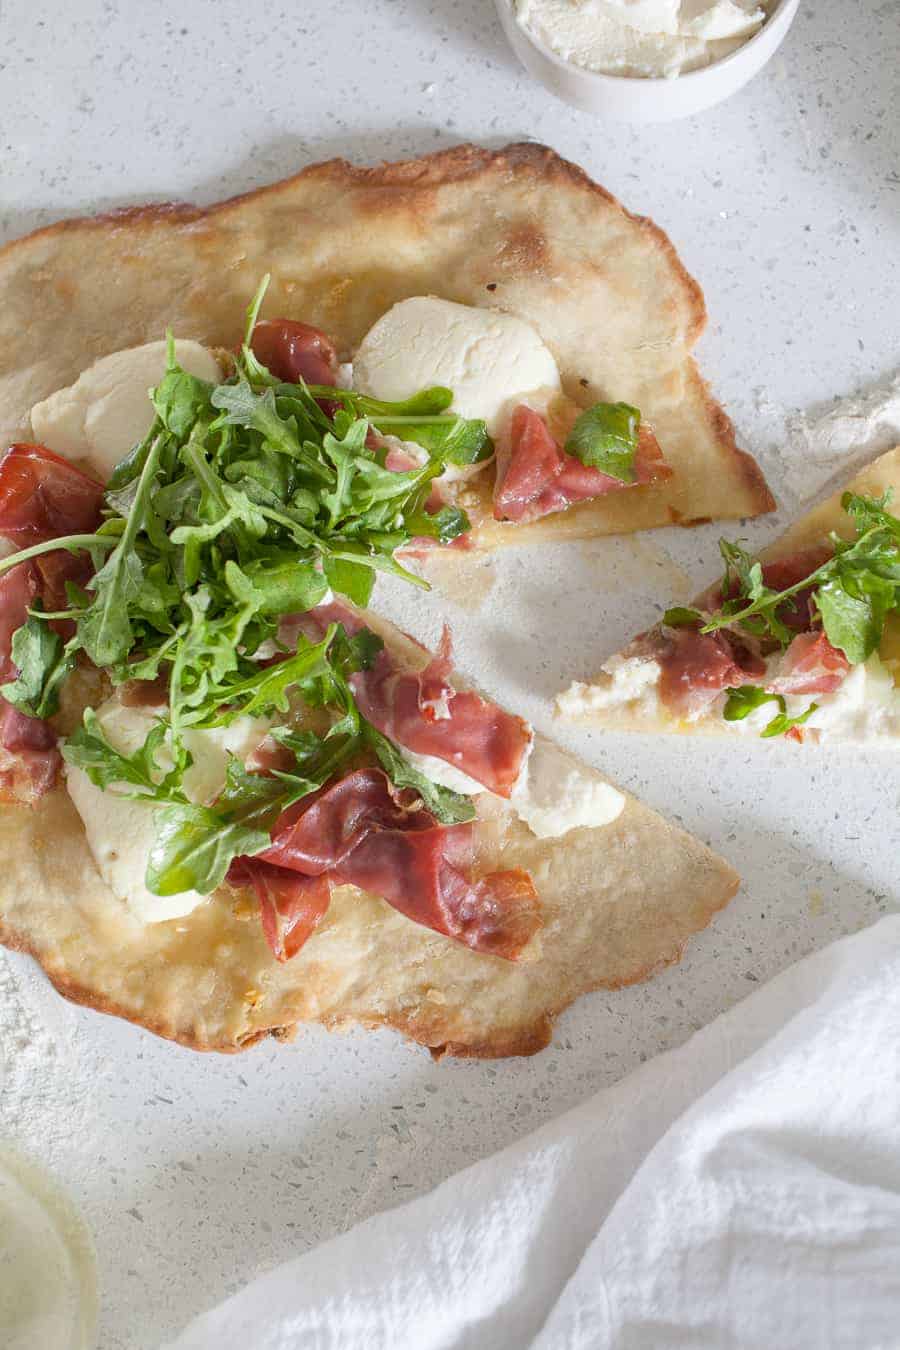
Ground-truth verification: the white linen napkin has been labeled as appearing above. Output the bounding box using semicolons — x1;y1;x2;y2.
165;915;900;1350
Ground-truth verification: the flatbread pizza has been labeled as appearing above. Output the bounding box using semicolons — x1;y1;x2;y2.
0;142;773;550
558;447;900;745
0;281;739;1056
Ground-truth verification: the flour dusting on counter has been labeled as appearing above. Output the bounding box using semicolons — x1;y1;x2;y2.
783;372;900;505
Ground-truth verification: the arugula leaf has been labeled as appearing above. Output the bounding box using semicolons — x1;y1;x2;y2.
704;503;900;657
841;489;900;540
374;414;492;465
0;533;115;580
760;701;818;739
105;428;159;493
323;555;375;607
146;800;270;897
814;581;881;664
307;385;454;418
0;615;75;719
364;724;476;824
722;685;818;739
211;379;313;463
151;336;215;438
564;402;641;482
81;435;164;667
243;273;271;348
404;505;471;545
722;685;781;721
320;415;371;525
62;708;178;798
195;630;335;726
80;549;145;669
242;557;329;615
662;607;703;629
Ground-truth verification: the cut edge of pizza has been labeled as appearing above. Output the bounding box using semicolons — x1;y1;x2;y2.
557;447;900;746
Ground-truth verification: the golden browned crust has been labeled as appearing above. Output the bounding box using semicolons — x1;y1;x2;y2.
0;615;739;1058
0;142;773;532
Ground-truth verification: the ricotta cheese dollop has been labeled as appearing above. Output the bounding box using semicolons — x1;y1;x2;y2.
65;698;272;924
514;0;769;79
30;339;220;481
403;735;625;837
352;296;561;438
559;649;900;743
721;654;900;743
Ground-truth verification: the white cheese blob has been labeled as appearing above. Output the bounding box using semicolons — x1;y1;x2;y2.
558;654;663;719
403;734;624;838
719;654;900;742
65;697;271;924
352;297;561;438
30;339;221;481
65;769;201;925
510;739;625;836
401;747;489;796
559;644;900;744
514;0;767;79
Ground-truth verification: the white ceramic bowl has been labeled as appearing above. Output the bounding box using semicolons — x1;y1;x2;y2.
494;0;799;122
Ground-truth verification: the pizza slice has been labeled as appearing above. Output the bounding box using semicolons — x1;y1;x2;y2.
0;335;738;1057
0;143;774;550
558;448;900;744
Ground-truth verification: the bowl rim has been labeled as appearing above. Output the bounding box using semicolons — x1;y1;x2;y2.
498;0;799;88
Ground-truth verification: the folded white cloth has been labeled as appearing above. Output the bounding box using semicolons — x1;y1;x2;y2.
165;916;900;1350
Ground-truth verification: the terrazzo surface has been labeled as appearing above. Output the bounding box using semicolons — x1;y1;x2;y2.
1;2;899;1346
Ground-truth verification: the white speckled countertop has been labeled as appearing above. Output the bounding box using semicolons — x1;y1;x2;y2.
1;3;899;1347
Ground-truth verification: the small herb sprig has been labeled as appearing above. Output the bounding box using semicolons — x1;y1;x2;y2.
664;491;900;665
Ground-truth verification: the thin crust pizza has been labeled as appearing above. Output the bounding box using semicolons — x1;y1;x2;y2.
0;610;738;1057
0;143;773;548
558;448;900;744
0;277;739;1056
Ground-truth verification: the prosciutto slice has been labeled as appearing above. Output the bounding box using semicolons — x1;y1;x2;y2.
651;545;854;716
767;631;850;696
651;627;766;718
0;443;104;546
250;319;339;387
0;444;103;803
228;859;331;963
0;563;62;802
233;768;540;962
0;563;38;682
493;406;670;524
0;702;60;804
350;631;531;798
286;607;531;797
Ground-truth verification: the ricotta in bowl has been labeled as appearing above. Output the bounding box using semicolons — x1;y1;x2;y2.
514;0;773;79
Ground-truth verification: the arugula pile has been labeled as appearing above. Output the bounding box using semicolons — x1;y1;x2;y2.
0;278;492;726
59;622;476;898
662;491;900;737
0;277;490;896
